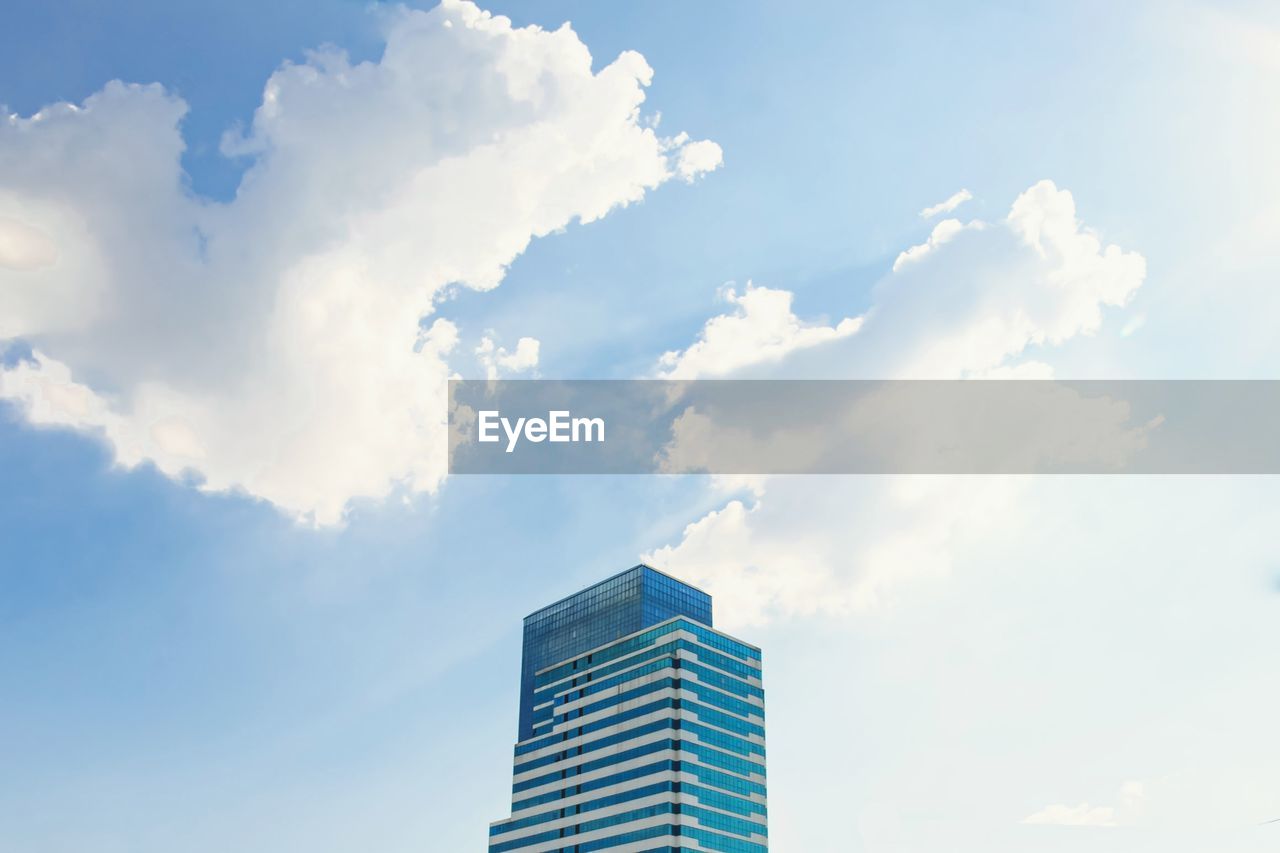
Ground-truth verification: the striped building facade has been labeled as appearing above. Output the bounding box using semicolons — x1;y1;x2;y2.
489;565;768;852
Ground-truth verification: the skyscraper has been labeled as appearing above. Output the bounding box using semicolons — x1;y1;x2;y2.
489;565;768;852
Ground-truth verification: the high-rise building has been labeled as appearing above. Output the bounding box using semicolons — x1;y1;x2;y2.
489;564;768;852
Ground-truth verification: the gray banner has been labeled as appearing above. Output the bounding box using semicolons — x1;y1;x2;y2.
447;380;1280;474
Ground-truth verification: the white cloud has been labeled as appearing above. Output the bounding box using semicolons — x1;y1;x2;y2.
975;360;1056;379
645;499;830;627
0;0;719;524
1022;803;1117;827
1023;782;1146;827
892;217;979;272
656;283;862;379
1121;313;1147;337
848;179;1144;380
919;187;973;218
0;215;58;270
672;136;724;182
644;476;1021;630
655;378;1158;478
476;335;540;380
646;180;1146;626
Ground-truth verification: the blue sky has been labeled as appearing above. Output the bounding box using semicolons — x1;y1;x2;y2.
2;1;1279;850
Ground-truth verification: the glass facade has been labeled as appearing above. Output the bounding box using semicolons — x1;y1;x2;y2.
493;565;767;852
518;565;713;740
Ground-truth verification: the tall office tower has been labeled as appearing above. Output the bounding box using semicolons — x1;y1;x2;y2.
489;564;768;853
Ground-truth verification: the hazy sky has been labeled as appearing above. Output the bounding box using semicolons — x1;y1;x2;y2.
2;1;1279;850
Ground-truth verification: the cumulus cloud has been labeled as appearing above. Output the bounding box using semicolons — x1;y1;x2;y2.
1023;782;1146;827
919;187;973;218
826;179;1144;380
645;499;830;626
644;477;1020;628
654;379;1160;477
1022;803;1117;827
1121;313;1147;337
669;134;724;182
476;335;540;380
892;217;979;272
645;180;1146;626
0;216;58;270
0;0;719;524
656;283;862;379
